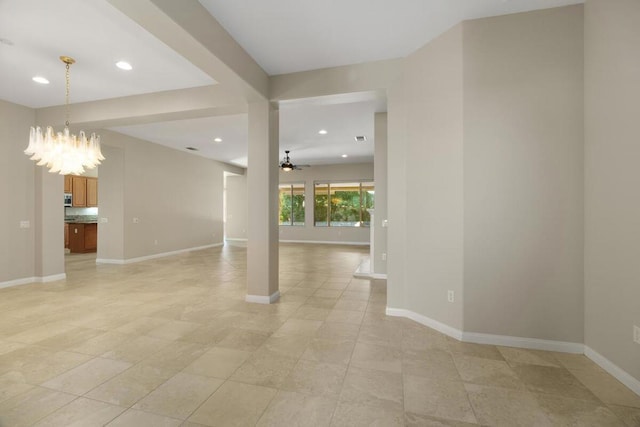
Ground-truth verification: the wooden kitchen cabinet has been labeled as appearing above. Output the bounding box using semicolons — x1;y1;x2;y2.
86;178;98;207
66;175;98;207
64;223;69;249
71;176;87;207
68;223;97;253
64;175;72;193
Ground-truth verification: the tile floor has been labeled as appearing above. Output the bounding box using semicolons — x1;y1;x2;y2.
0;243;639;426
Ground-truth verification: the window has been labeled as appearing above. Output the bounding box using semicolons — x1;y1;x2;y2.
279;183;305;226
314;181;374;227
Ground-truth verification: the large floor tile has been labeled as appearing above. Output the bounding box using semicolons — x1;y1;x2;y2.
445;338;504;361
402;348;460;382
85;363;175;407
101;335;171;363
513;364;601;401
133;372;223;419
0;386;77;427
42;357;132;395
281;359;348;397
340;366;404;412
570;367;640;408
33;397;126;427
535;393;625;426
498;346;562;368
350;342;403;373
404;374;476;424
106;409;182;427
183;346;251;379
453;354;524;389
465;383;550;426
188;381;277;427
608;404;640;427
215;328;270;352
0;245;634;426
404;412;480;426
256;390;336;427
230;349;298;388
330;401;404;427
301;337;356;365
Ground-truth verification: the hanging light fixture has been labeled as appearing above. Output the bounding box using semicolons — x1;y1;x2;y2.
24;56;104;175
280;150;294;172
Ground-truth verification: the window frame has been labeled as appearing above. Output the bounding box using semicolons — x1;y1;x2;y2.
313;180;374;228
278;182;305;226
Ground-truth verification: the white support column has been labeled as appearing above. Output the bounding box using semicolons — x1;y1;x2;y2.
246;100;280;303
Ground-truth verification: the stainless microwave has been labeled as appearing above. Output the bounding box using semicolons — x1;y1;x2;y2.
64;193;72;207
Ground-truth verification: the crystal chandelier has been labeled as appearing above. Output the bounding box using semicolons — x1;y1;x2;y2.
24;56;104;175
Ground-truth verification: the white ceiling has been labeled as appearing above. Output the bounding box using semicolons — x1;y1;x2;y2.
0;0;583;167
109;115;249;167
108;99;383;168
198;0;583;75
0;0;214;108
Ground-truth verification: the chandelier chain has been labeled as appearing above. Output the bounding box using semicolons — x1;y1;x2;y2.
65;61;70;127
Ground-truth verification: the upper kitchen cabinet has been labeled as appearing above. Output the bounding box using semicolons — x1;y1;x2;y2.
64;175;72;193
71;176;86;206
67;175;98;207
86;178;98;207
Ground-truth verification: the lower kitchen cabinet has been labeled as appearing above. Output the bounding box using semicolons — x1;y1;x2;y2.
68;223;97;253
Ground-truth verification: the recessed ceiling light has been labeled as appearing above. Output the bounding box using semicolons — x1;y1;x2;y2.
214;137;222;143
115;61;132;71
318;129;328;135
354;136;367;142
341;154;348;158
185;146;198;151
0;38;14;46
32;76;49;84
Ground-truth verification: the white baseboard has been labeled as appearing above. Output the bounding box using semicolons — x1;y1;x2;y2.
354;271;388;279
585;346;640;397
386;308;463;340
0;277;36;289
225;238;247;242
96;243;223;265
36;273;67;283
0;273;67;289
462;331;584;353
386;307;583;353
386;306;639;397
279;240;369;246
246;291;281;304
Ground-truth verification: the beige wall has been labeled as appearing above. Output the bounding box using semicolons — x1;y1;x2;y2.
225;174;248;240
585;0;640;380
373;113;388;274
96;144;125;261
34;167;64;278
279;163;374;244
97;130;242;262
463;5;585;342
397;24;465;329
0;100;36;285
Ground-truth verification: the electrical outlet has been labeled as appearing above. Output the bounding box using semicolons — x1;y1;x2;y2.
447;290;454;303
132;217;140;223
100;217;108;223
381;253;387;261
154;239;158;245
634;325;640;345
19;220;30;229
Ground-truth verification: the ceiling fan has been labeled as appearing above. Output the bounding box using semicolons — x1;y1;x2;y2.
279;150;310;171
